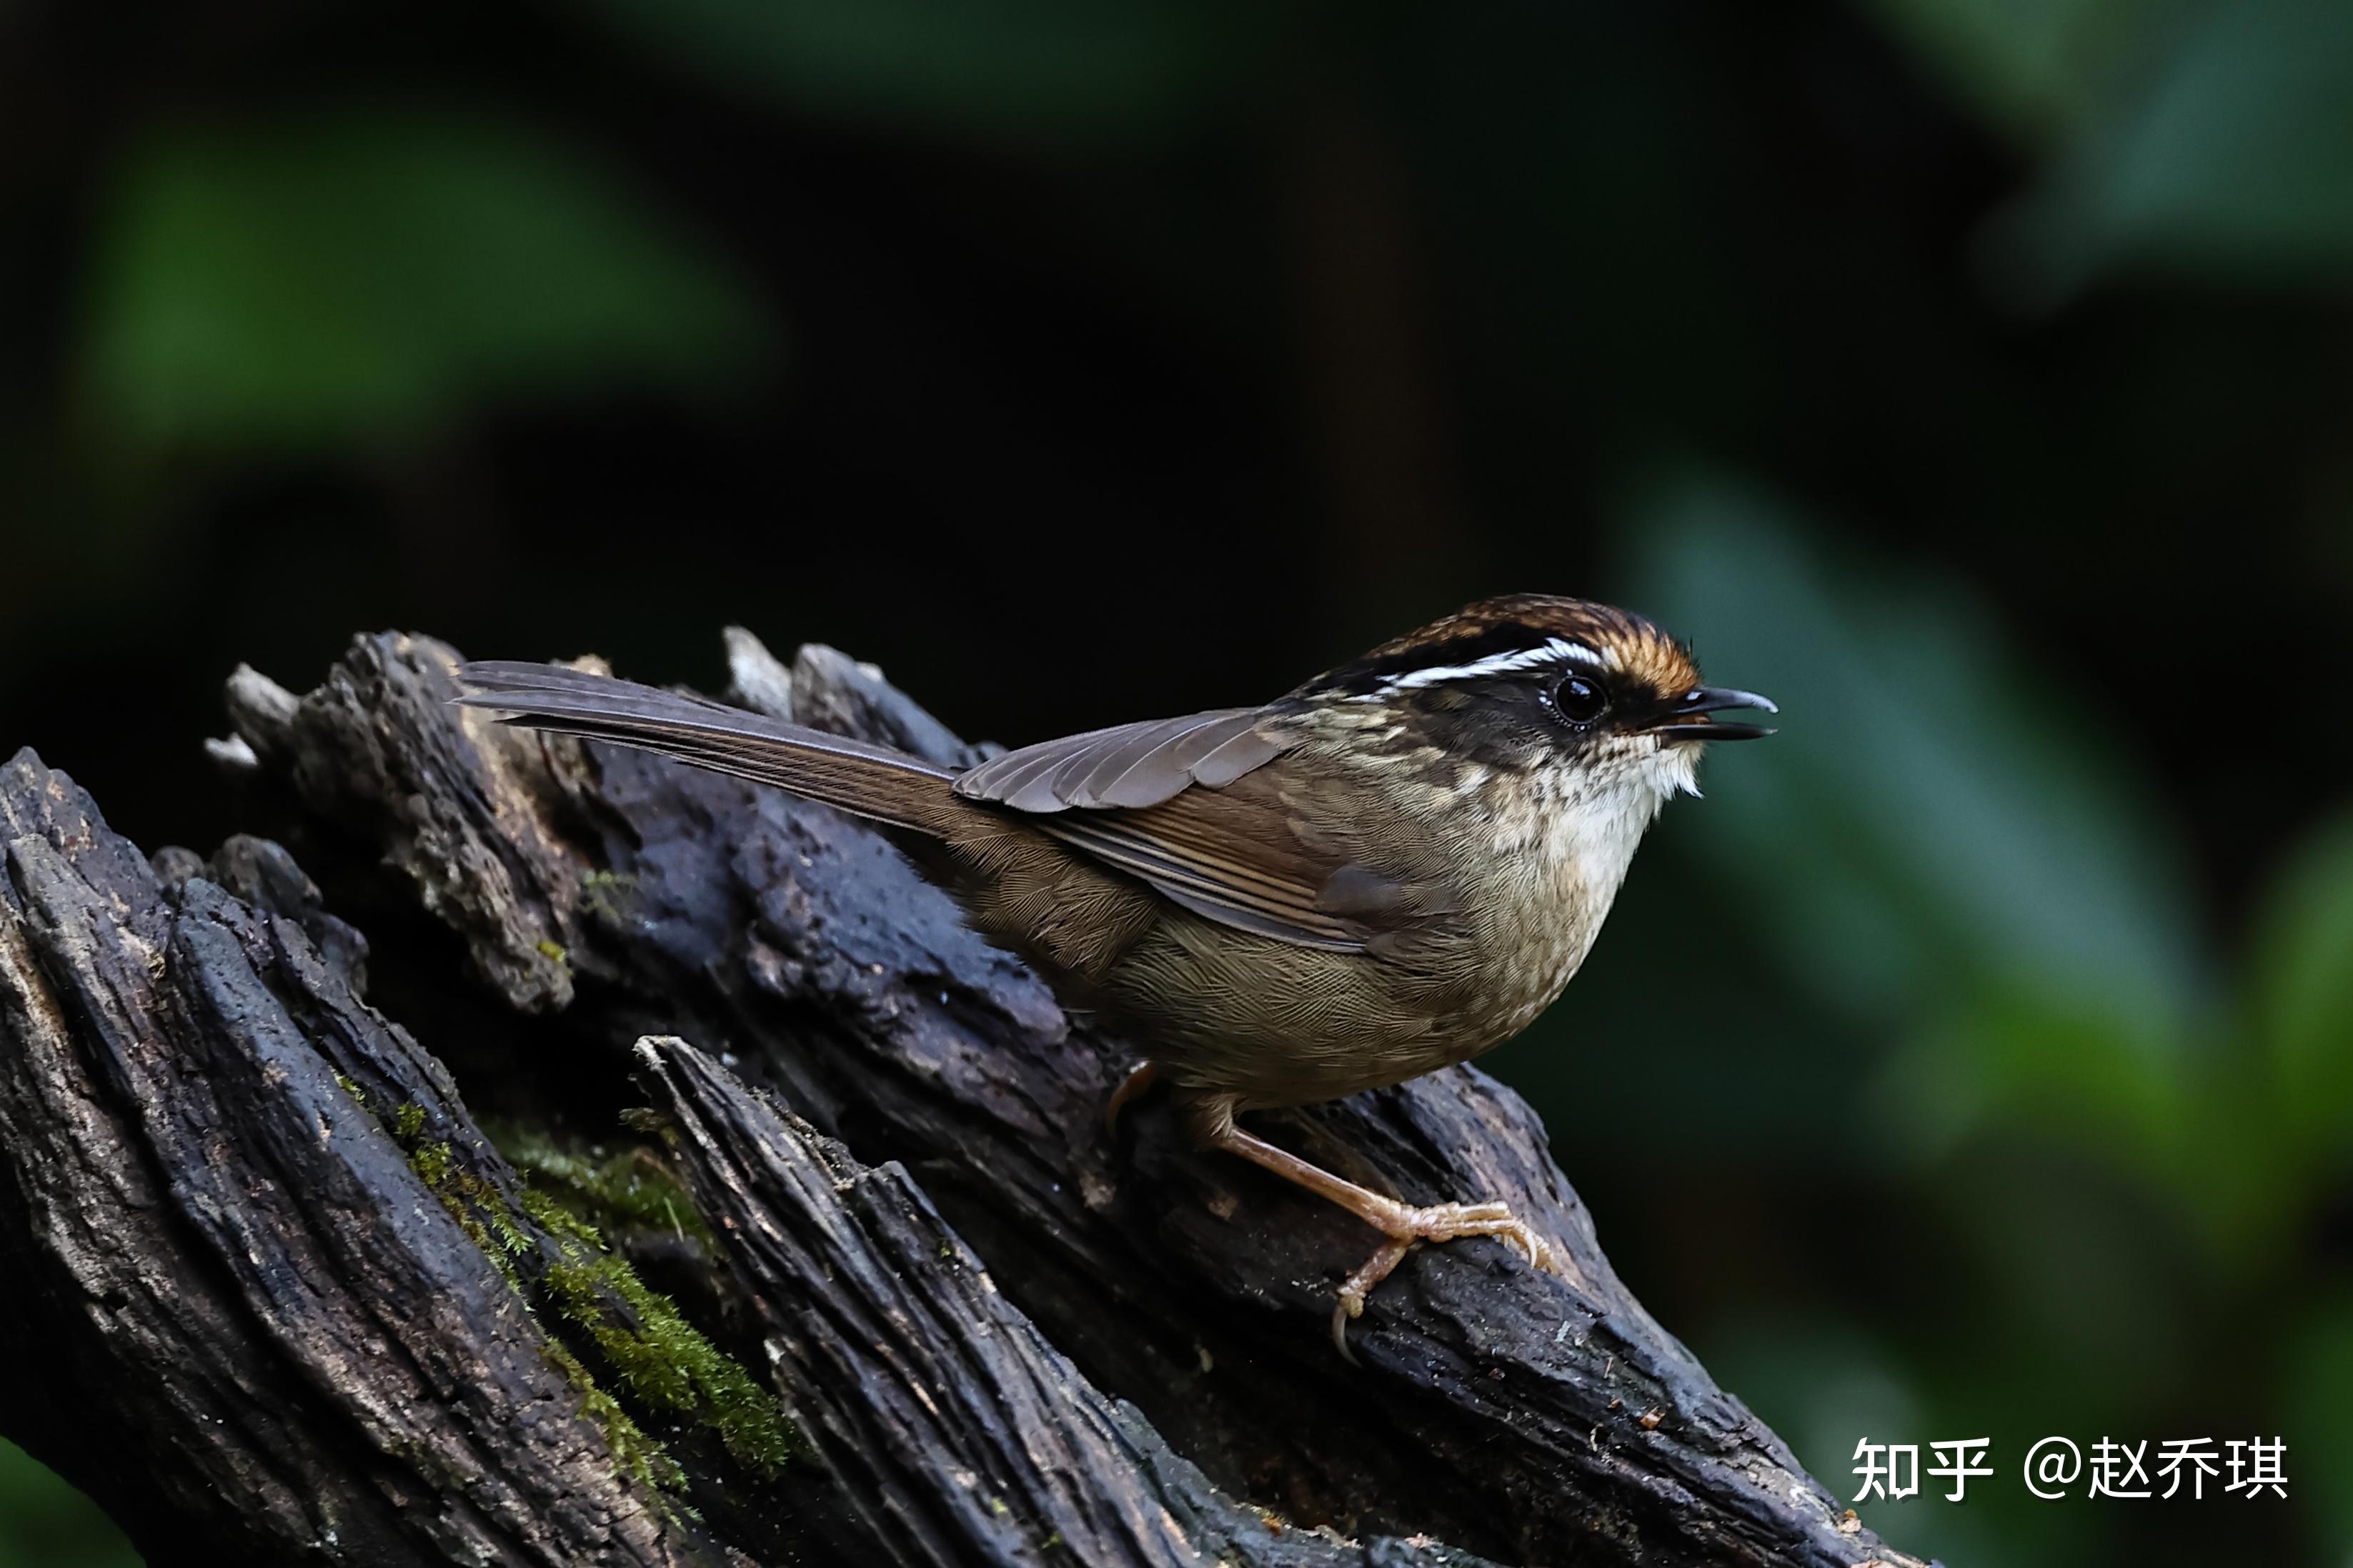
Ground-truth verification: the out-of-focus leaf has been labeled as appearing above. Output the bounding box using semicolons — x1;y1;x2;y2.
567;0;1288;149
2251;810;2353;1154
1877;989;2187;1169
1881;955;2314;1270
84;112;775;447
1988;0;2353;299
0;1439;138;1568
1618;472;2207;1044
1609;474;2353;1265
1854;0;2147;139
2285;1299;2353;1559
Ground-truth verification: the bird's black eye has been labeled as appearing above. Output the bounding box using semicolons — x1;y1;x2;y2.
1549;674;1608;726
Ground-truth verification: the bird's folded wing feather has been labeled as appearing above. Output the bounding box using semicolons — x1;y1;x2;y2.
955;710;1450;954
953;709;1280;811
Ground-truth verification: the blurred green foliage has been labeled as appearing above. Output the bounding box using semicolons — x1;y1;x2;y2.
1630;479;2206;1039
1;0;2348;1562
0;1441;136;1568
1603;481;2353;1563
573;0;1288;147
1994;0;2353;297
86;111;772;446
1857;0;2145;137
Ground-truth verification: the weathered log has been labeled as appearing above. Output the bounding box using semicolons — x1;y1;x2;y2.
0;751;1492;1567
633;1033;1508;1567
0;753;728;1566
0;626;1926;1568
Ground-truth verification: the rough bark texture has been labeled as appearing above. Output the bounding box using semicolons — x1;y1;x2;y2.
0;628;1925;1568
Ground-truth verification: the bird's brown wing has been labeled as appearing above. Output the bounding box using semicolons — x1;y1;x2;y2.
955;711;1451;954
953;709;1282;811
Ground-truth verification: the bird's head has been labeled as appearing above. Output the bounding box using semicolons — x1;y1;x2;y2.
1294;594;1776;803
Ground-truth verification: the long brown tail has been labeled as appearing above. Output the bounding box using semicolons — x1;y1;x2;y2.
453;661;962;834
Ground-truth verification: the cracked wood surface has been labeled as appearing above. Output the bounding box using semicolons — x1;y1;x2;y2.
0;627;1925;1568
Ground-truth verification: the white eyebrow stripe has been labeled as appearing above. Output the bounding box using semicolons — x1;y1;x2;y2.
1366;636;1611;694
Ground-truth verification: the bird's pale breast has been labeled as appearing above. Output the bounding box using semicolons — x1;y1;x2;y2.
1100;751;1663;1110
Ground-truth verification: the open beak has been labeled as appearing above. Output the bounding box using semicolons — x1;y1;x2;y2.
1648;686;1778;742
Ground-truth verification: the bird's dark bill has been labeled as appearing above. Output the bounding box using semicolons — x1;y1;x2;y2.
1647;685;1777;741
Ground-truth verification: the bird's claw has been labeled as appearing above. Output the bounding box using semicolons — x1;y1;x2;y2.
1102;1060;1160;1139
1330;1200;1563;1359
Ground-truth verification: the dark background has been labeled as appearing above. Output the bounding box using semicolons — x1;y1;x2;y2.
4;1;2351;1564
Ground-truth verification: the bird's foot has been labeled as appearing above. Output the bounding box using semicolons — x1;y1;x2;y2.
1330;1200;1561;1359
1193;1112;1566;1359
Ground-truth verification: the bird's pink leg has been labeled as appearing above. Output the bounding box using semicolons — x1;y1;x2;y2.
1190;1101;1563;1356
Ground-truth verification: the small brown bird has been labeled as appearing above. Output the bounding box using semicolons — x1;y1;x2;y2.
457;596;1773;1349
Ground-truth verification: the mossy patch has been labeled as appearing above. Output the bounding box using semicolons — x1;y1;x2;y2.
524;1190;795;1477
409;1138;455;1192
382;1106;794;1495
578;868;639;922
498;1128;713;1247
538;1334;689;1495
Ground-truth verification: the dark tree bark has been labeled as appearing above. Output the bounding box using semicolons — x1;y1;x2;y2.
0;628;1925;1568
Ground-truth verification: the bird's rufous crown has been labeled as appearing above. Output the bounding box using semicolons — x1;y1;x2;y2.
1300;595;1703;701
